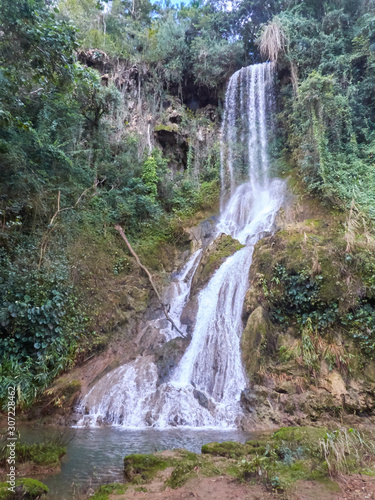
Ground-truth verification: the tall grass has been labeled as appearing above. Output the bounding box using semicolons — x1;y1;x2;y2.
319;428;375;477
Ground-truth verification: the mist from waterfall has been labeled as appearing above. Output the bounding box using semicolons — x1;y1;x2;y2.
76;62;285;429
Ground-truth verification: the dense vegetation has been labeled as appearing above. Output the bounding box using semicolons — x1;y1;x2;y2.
1;0;375;407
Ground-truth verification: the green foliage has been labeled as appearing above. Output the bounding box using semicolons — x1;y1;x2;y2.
0;439;66;467
266;264;332;327
271;1;375;218
190;35;243;88
142;155;159;201
0;252;85;406
235;426;330;492
261;261;375;360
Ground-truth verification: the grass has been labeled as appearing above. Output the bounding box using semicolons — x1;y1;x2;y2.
90;483;127;500
319;428;375;477
0;478;49;499
123;454;168;484
0;439;66;467
87;426;375;499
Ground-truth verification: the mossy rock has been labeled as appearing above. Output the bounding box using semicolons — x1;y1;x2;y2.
0;478;49;499
272;426;328;446
14;441;66;467
154;123;179;133
165;451;223;489
244;438;268;456
201;441;247;458
165;453;199;488
91;483;127;500
191;234;244;293
241;306;270;377
123;454;168;483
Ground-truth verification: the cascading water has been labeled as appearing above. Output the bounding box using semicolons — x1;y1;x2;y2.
76;62;285;429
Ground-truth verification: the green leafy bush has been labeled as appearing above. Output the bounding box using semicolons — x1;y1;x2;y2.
0;252;84;406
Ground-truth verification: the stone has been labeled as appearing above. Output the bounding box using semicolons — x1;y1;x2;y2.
191;234;244;294
240;388;256;413
154;337;191;385
243;285;260;316
193;389;209;409
241;306;270;377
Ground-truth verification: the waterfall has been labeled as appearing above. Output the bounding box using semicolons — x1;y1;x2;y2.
76;62;285;429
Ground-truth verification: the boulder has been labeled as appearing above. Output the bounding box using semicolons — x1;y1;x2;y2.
241;306;270;377
191;234;244;295
154;337;191;385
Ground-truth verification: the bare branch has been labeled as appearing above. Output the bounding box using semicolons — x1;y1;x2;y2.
114;224;187;338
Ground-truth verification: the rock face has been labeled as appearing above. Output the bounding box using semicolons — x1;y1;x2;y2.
241;306;270;377
179;233;244;335
191;234;244;295
154;337;191;385
185;217;218;253
239;189;375;430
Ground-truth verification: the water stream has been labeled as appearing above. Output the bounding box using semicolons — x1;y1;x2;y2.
76;62;285;429
12;425;252;500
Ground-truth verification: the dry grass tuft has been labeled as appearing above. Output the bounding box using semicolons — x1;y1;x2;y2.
344;199;375;252
259;20;287;62
320;428;375;477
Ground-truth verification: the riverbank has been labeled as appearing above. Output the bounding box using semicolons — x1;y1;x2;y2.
86;425;375;500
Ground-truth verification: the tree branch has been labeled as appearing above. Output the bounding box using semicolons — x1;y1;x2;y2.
38;181;102;269
114;224;187;338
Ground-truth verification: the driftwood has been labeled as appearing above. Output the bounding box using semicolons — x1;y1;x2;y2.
114;224;186;338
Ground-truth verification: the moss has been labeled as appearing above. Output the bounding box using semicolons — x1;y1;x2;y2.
0;484;9;500
305;219;325;228
123;454;168;484
0;479;49;499
241;306;270;377
14;441;66;466
165;451;223;489
91;483;127;500
201;441;247;458
272;426;328;446
63;379;81;396
245;439;268;456
18;479;49;498
154;123;178;132
165;456;198;488
192;234;244;292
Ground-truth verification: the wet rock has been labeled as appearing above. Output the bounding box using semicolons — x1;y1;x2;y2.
240;389;256;413
170;414;187;426
185;216;218;253
193;389;209;409
180;297;199;334
154;337;191;385
191;234;244;294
